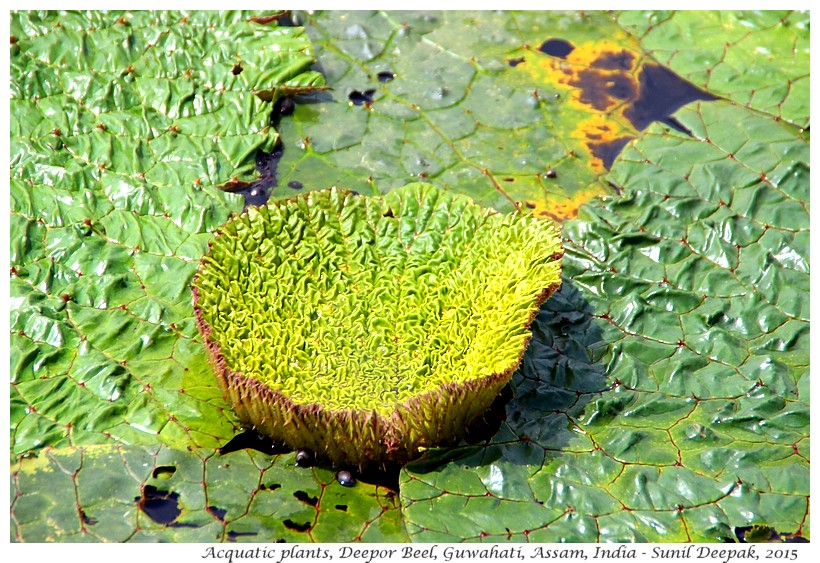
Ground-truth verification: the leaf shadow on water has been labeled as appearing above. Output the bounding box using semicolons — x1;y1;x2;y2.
404;277;609;481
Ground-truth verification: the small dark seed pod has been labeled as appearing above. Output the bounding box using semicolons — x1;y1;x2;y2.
336;470;356;487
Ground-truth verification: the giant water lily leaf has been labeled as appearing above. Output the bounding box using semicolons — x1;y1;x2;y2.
10;10;809;544
275;11;626;219
400;100;809;542
193;183;561;467
10;10;323;455
10;444;407;542
274;11;808;221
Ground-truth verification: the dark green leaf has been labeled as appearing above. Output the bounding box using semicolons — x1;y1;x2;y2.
401;101;808;542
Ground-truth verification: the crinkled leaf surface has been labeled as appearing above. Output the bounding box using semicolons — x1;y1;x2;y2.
10;9;325;455
10;9;809;543
193;183;561;466
196;183;561;413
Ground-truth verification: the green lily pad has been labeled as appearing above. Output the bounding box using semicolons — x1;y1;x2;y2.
276;11;807;222
400;100;809;542
10;10;324;455
10;444;407;542
276;11;635;218
193;183;562;466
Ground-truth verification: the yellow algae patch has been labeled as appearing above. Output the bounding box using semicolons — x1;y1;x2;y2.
14;451;58;476
524;39;643;171
571;114;635;172
14;444;125;476
547;39;642;108
501;37;643;183
522;185;609;222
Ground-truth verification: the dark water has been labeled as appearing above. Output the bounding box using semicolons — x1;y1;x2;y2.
293;490;319;506
219;429;290;456
207;505;228;521
348;89;376;105
536;37;719;169
589;136;634;171
218;145;284;210
539;38;575;58
135;485;190;526
625;63;718;132
732;526;809;543
151;465;176;479
283;518;312;533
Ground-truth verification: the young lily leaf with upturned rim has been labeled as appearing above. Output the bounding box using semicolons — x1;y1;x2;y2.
193;183;563;467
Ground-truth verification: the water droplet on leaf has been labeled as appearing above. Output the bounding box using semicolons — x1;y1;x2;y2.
337;470;356;487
